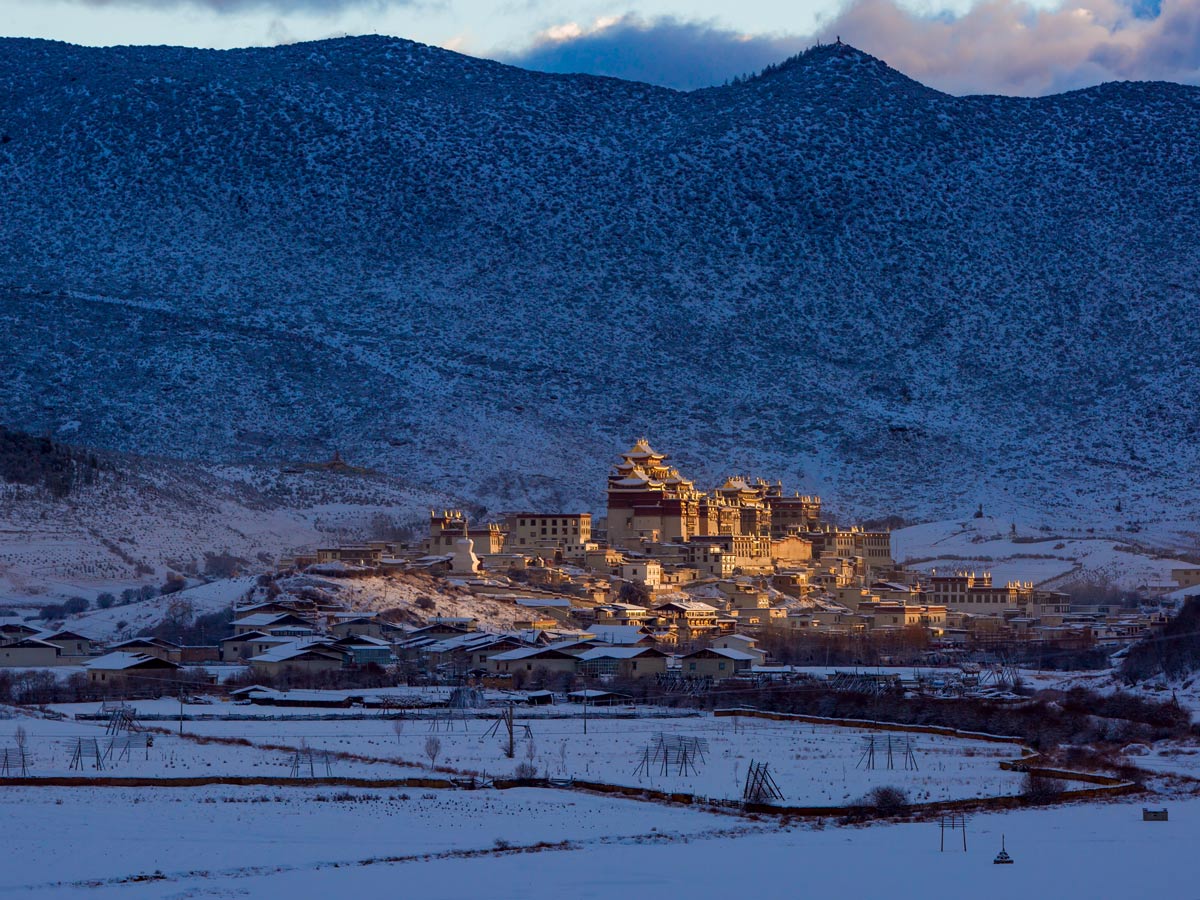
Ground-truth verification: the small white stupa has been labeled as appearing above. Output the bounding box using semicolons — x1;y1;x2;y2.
450;521;480;575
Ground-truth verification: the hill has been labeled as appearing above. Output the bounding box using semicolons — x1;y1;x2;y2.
1;38;1198;532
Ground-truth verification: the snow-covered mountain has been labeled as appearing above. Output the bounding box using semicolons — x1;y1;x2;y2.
2;37;1198;529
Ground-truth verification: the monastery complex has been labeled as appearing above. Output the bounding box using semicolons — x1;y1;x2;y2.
299;440;1153;661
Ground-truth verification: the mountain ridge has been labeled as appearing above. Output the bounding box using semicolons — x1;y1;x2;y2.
0;36;1198;531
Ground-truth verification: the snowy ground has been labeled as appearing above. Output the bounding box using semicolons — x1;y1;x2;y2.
0;708;417;779
3;785;741;895
8;707;1029;805
2;697;1191;898
0;459;452;607
892;515;1191;592
7;790;1196;899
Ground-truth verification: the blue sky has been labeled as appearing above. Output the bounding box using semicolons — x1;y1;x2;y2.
2;0;1198;95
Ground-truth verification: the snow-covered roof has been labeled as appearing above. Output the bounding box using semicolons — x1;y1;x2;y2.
38;629;96;642
232;612;312;628
587;625;651;645
576;647;661;661
490;646;579;662
221;630;271;643
85;652;177;671
611;475;651;487
110;636;181;649
5;637;62;650
250;643;345;664
656;599;719;612
684;647;755;661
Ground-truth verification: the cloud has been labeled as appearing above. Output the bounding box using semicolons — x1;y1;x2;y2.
500;15;808;91
820;0;1200;94
501;0;1200;96
65;0;410;12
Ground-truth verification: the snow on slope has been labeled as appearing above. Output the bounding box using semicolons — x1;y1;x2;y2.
60;576;257;640
266;571;536;631
893;515;1193;591
0;453;455;606
0;39;1197;528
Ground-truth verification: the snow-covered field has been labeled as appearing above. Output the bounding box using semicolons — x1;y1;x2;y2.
0;708;416;779
206;714;1028;804
7;788;1195;899
8;705;1027;805
3;784;740;895
893;515;1192;591
2;698;1191;898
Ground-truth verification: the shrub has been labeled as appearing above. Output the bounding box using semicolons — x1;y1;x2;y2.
1022;774;1066;802
161;574;187;595
96;592;116;609
63;596;88;615
861;785;908;812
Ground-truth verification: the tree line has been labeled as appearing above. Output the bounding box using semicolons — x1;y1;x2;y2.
0;425;103;499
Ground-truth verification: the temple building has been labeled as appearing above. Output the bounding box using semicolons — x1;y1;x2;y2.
605;439;822;552
606;439;704;547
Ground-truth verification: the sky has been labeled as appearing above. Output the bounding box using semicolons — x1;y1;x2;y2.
1;0;1198;95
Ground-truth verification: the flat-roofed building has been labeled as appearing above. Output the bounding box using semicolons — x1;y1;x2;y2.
505;513;592;557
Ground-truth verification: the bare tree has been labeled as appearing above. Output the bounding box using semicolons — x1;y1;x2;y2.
424;735;441;769
392;718;404;744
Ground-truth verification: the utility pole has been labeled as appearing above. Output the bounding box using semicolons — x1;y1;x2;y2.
178;688;184;735
583;691;588;735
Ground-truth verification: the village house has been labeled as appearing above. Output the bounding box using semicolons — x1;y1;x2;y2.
1172;566;1200;589
315;546;383;567
0;623;41;644
330;635;396;667
576;646;669;679
585;624;657;646
653;600;720;641
219;631;289;662
249;644;345;675
708;633;767;666
85;652;180;683
591;603;653;626
680;647;754;680
108;637;184;664
330;616;385;639
0;638;63;667
619;558;662;590
38;630;100;660
232;612;317;638
487;646;581;676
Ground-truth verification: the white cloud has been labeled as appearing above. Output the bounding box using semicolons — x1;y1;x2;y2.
501;0;1200;95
